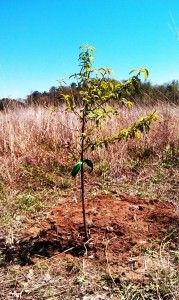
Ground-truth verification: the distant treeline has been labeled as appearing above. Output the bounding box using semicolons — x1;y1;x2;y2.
0;79;179;110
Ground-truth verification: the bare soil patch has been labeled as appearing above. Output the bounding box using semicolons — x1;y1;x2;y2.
3;194;178;268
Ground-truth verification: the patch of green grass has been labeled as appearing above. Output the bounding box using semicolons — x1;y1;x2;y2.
47;162;71;174
59;178;71;189
23;164;56;187
0;172;7;199
15;193;42;212
21;163;73;193
103;155;179;203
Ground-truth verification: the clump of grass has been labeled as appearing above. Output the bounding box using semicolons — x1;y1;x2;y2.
15;193;42;212
59;178;71;189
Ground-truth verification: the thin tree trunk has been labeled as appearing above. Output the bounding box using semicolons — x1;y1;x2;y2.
81;110;88;241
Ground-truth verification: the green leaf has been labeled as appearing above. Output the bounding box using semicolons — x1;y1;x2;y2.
71;161;83;177
129;68;149;80
83;159;93;173
71;159;93;177
129;69;137;75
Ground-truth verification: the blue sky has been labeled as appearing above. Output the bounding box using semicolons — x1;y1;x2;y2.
0;0;179;99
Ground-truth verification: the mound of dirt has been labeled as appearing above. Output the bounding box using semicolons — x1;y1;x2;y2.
3;194;179;266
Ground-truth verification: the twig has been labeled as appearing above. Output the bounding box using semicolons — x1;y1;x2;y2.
61;246;75;254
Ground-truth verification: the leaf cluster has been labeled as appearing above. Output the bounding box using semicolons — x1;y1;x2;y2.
89;112;158;151
58;44;158;161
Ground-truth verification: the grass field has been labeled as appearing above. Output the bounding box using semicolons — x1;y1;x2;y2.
0;102;178;299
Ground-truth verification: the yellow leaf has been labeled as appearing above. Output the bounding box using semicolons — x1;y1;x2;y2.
135;131;141;139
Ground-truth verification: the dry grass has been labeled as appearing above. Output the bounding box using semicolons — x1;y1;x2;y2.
0;105;76;184
0;102;178;185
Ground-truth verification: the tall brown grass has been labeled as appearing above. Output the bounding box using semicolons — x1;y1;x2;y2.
0;102;178;186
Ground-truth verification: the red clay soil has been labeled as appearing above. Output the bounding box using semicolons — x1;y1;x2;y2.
10;194;178;266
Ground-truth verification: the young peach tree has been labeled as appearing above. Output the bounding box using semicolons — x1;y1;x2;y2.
58;44;158;241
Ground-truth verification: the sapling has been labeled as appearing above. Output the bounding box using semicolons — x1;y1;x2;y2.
58;44;158;241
